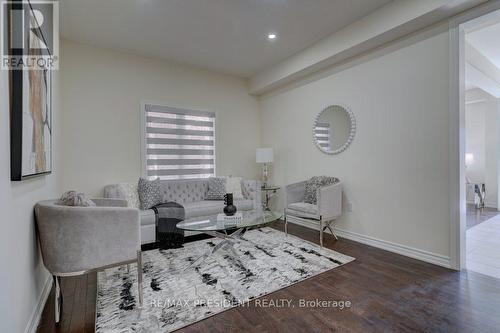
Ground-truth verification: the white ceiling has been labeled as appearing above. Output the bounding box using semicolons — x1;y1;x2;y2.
465;20;500;97
467;21;500;70
60;0;392;77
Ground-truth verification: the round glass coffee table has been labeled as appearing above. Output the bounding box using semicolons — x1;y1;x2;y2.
177;210;282;269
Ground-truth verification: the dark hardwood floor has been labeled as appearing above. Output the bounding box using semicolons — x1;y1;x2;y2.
37;222;500;333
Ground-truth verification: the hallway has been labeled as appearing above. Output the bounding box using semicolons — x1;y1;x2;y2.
467;211;500;279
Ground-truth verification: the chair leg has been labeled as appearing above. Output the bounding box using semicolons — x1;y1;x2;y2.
284;211;288;236
137;250;143;308
325;220;339;241
319;216;323;247
54;275;61;324
326;225;339;241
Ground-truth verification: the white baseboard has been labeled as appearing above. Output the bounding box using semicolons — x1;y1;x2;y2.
286;216;451;268
485;202;498;209
25;274;53;333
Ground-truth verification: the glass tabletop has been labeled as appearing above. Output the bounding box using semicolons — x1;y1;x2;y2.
176;210;282;232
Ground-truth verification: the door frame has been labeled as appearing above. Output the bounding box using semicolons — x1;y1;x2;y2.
448;1;500;270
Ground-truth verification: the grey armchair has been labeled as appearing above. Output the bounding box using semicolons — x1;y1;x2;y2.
35;198;142;323
284;180;342;247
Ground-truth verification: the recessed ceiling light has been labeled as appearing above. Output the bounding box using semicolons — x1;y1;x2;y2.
267;33;277;40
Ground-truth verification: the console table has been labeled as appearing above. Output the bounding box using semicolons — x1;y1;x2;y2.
467;182;486;209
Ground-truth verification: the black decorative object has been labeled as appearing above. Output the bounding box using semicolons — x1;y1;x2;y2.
223;193;237;216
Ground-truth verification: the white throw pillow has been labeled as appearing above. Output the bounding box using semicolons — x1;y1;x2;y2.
225;176;244;200
119;183;140;209
58;191;96;207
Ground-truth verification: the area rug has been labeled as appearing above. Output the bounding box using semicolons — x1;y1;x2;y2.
96;227;355;332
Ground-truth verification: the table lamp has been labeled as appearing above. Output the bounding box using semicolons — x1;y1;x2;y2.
256;148;274;188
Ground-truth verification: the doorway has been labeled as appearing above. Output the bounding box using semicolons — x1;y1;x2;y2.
458;7;500;278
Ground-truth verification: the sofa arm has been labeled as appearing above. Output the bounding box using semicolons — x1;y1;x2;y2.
35;201;140;275
91;198;128;207
317;182;342;220
285;181;307;206
242;179;262;211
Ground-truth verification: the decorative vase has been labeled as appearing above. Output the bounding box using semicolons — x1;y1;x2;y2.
223;193;237;216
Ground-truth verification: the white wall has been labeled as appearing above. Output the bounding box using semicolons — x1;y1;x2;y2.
260;26;451;260
485;98;500;209
465;88;500;208
0;70;61;331
465;93;487;183
60;40;261;196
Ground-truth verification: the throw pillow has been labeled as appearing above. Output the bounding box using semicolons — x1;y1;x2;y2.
304;176;340;204
206;177;226;200
241;179;256;200
138;177;162;210
118;183;140;209
225;176;244;200
58;191;96;207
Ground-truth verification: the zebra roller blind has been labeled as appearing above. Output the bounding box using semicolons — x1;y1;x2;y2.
144;104;216;180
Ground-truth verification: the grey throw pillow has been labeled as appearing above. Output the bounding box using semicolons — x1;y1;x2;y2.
58;191;96;207
304;176;340;204
138;177;162;210
206;177;226;200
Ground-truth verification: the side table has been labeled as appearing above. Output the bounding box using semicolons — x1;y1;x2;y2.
262;186;280;211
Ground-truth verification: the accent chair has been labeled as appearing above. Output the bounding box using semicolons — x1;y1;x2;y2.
284;180;342;247
34;198;142;323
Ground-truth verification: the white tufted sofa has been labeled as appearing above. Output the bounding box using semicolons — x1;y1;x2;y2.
104;179;262;244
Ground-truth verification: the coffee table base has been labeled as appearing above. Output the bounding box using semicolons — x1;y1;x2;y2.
184;227;247;270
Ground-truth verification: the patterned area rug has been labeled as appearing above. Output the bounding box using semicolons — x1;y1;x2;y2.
96;228;355;332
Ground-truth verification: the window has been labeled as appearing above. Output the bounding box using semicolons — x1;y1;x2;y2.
142;104;216;180
314;122;331;151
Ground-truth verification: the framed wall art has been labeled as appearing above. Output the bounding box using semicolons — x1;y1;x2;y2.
7;0;53;181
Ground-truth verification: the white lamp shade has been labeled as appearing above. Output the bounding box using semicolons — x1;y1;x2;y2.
465;153;474;167
256;148;274;163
